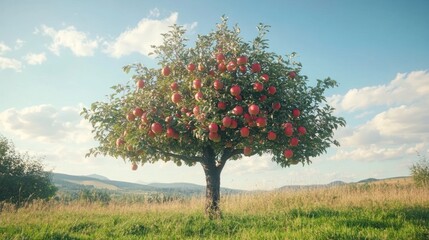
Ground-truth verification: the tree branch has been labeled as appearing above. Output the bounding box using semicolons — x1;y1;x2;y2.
151;146;203;163
217;148;243;171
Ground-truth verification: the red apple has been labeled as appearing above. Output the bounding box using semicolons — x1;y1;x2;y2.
292;109;301;118
267;86;276;95
209;132;219;141
256;117;267;128
289;138;299;147
133;107;144;117
298;126;307;135
136;79;144;89
289;71;296;79
195;91;203;101
126;112;136;121
193;79;202;89
239;65;247;73
162;66;171;76
248;104;260;115
267;131;276;141
213;79;224;90
218;101;227;110
208;123;219;133
259;95;267;102
253;82;264;92
284;126;293;137
227;61;237;72
282;122;293;129
233;105;244;115
260;74;269;82
187;63;196;72
236;55;248;65
290;137;299;147
171;93;182;104
193;106;200;116
131;162;138;171
218;62;226;72
230;85;241;96
216;53;225;63
284;149;294;158
151;122;163;134
243;146;252;156
208;70;215;76
222;116;232;128
251;62;261;73
166;127;176;138
141;113;149;124
170;82;179;91
243;113;252;123
272;102;281;111
230;119;238;129
240;127;250;137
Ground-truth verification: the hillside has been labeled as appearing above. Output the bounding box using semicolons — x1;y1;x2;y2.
51;173;243;195
277;176;411;191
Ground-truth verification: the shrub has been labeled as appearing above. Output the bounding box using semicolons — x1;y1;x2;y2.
410;153;429;187
0;135;57;206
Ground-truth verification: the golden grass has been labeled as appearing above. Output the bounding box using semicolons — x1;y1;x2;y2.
4;177;427;216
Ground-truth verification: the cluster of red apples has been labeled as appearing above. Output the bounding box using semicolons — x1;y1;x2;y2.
117;52;306;165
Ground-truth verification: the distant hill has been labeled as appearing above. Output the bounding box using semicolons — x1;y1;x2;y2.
86;174;110;181
51;173;243;195
278;176;410;191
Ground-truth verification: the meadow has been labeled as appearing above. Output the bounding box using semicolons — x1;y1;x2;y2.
1;178;428;239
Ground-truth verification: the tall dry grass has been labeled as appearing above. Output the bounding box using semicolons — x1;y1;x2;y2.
2;177;427;217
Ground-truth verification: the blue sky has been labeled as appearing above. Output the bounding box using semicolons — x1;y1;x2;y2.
1;0;428;190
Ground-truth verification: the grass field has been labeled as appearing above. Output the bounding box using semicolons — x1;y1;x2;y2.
1;178;428;239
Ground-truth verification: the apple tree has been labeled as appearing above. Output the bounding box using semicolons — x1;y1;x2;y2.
82;18;345;219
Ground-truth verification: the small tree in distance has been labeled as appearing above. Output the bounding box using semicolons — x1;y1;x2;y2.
82;17;346;219
410;153;429;187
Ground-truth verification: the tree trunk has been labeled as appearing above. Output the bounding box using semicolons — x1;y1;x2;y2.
201;146;222;219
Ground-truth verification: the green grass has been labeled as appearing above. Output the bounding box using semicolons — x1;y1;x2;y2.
1;178;428;239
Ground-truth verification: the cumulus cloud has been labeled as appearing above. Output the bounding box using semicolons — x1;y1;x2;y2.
24;52;47;65
0;104;92;143
38;25;99;56
330;70;429;162
224;155;278;176
0;56;22;72
330;70;429;112
0;42;11;54
105;11;197;58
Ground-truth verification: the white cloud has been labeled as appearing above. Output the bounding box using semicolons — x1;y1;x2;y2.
38;25;99;56
105;12;197;58
0;42;11;54
14;39;24;50
24;52;47;65
0;56;22;72
330;70;429;162
0;104;92;143
224;155;278;176
330;70;429;112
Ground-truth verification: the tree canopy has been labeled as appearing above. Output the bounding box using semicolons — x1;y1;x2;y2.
82;17;345;218
0;135;57;205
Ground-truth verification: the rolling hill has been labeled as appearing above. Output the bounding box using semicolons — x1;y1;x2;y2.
51;173;243;195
